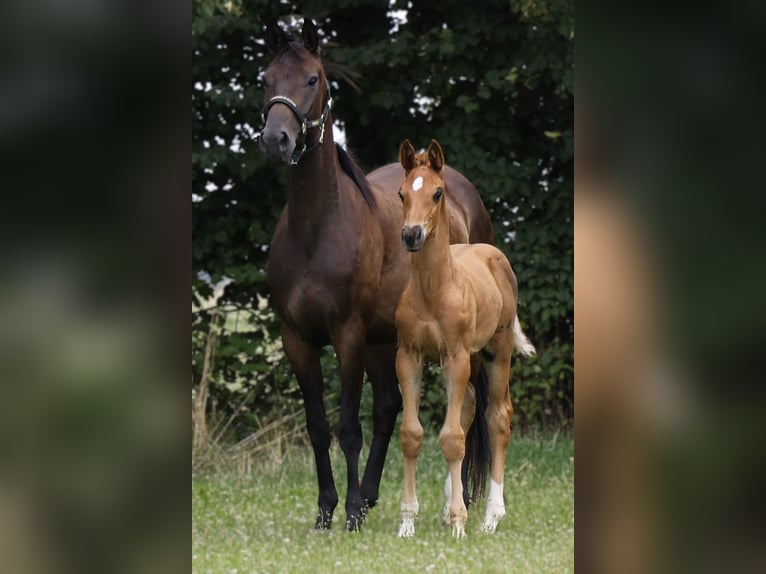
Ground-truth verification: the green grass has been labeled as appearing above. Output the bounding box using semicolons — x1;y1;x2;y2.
192;434;573;573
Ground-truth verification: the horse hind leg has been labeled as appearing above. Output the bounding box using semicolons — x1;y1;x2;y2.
360;345;402;515
281;325;338;529
480;343;514;534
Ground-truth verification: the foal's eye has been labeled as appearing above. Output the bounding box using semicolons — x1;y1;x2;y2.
397;190;404;202
433;188;443;202
308;76;319;86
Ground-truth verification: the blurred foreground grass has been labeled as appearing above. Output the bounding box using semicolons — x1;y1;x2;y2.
192;434;573;574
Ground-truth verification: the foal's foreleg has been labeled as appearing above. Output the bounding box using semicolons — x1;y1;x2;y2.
440;351;471;538
443;381;476;526
395;348;423;537
481;351;513;533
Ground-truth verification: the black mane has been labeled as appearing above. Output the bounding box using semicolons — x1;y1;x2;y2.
336;144;377;209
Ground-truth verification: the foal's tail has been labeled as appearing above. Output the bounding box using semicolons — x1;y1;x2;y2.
513;316;537;357
465;362;491;504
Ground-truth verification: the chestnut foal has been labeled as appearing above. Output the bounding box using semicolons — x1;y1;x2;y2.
394;140;536;538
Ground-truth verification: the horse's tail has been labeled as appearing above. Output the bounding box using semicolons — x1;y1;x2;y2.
465;362;491;504
513;316;536;357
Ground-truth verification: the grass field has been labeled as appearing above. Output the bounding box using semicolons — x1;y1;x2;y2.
192;433;573;573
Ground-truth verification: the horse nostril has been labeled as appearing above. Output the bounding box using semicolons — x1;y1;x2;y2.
279;131;289;150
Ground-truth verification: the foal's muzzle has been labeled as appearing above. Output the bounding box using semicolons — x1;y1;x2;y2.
401;225;426;252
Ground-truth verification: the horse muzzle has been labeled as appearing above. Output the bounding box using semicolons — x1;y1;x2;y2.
401;225;426;252
259;126;297;165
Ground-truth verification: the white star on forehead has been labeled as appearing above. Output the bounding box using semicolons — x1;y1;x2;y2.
412;176;423;191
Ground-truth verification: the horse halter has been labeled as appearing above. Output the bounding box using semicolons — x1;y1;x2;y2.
259;84;333;165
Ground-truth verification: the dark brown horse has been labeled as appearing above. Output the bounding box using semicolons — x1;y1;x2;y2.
258;18;494;531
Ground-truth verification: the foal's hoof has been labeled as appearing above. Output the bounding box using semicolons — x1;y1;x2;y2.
314;510;333;530
481;518;499;534
451;520;466;539
398;517;416;538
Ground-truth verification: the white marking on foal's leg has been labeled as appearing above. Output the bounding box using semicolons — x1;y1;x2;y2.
482;479;506;533
442;473;451;526
398;499;419;538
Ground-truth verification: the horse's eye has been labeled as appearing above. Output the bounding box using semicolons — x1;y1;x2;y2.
398;190;404;202
308;76;318;86
433;188;443;202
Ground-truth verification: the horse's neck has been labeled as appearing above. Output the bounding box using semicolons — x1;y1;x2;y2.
411;208;455;298
285;125;342;247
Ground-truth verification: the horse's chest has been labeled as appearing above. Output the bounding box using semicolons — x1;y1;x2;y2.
273;261;346;314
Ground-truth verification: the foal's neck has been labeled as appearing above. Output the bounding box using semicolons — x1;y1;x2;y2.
411;203;455;296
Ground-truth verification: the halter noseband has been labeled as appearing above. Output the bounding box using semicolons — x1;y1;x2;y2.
259;84;333;165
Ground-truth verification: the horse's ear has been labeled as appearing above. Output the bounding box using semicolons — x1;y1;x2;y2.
266;18;288;53
399;139;416;173
427;139;445;172
302;18;319;54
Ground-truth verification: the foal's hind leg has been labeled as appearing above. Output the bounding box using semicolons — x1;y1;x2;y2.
481;340;514;534
361;345;402;514
281;325;338;529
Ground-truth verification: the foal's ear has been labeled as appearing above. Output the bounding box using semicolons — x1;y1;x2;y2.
427;139;445;172
266;18;288;53
399;139;417;173
302;18;320;54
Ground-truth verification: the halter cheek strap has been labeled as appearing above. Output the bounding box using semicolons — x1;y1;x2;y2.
259;85;333;165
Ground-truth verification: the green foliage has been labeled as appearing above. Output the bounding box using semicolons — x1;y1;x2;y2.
192;1;573;434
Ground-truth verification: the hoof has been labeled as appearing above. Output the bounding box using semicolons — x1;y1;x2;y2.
481;518;499;533
451;520;466;539
398;517;416;538
314;509;333;530
482;499;506;533
345;514;364;532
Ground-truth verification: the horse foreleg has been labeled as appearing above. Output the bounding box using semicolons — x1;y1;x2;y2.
440;352;471;538
281;325;337;529
333;325;368;532
360;345;402;513
481;348;513;534
395;347;423;537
